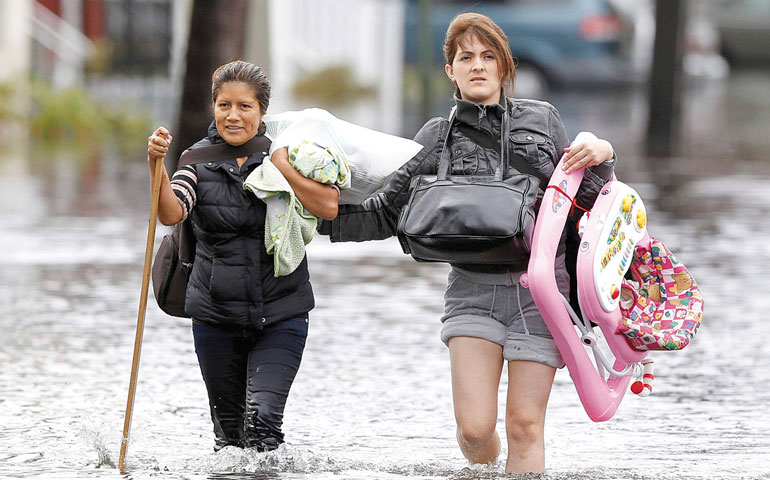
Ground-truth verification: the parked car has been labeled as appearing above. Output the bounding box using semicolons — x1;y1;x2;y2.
714;0;770;67
404;0;636;98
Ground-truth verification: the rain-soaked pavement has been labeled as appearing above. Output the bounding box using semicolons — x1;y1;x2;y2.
1;70;769;479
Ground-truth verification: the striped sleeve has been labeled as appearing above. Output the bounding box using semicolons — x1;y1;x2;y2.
170;165;197;221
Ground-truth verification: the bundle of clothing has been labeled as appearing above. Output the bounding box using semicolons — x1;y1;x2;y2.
244;108;423;276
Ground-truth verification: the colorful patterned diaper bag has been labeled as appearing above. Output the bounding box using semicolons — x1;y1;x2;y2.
617;238;704;351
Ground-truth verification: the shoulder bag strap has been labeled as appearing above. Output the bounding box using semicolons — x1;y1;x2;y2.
498;100;510;180
436;109;457;180
447;102;548;187
176;134;271;169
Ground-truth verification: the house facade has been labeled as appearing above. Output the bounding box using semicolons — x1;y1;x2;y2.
1;0;406;133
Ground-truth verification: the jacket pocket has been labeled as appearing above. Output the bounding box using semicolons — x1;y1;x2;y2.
449;138;482;175
510;131;553;170
209;259;241;302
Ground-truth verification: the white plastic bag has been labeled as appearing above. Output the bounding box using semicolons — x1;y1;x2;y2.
263;108;423;204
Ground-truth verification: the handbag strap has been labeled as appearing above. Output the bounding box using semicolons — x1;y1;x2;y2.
437;100;545;186
436;108;457;180
440;107;509;180
176;134;271;169
501;100;511;180
460;106;548;188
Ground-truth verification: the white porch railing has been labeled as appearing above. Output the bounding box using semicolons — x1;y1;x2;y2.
28;1;96;88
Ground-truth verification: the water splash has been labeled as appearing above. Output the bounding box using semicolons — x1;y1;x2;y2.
77;422;116;469
182;445;367;474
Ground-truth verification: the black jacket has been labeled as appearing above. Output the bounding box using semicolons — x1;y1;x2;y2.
322;96;614;272
185;124;314;329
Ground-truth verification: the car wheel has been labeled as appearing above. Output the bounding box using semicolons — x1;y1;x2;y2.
513;62;550;99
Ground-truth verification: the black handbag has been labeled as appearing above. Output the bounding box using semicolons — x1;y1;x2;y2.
151;134;271;317
397;103;543;264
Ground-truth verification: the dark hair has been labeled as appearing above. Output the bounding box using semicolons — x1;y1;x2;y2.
443;12;516;96
211;60;271;114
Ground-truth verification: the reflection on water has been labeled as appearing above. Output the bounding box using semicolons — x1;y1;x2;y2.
2;73;770;479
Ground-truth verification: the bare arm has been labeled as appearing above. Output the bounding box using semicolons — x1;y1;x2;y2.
270;147;339;220
147;126;184;225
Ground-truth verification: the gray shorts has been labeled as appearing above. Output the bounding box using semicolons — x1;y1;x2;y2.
440;268;567;369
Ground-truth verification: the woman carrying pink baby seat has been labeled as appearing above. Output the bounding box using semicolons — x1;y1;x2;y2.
525;157;704;421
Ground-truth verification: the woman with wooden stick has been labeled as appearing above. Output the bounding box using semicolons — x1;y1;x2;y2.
146;60;338;452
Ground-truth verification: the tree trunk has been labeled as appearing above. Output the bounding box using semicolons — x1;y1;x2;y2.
170;0;249;165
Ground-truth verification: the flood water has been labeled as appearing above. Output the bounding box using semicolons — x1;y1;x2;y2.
2;71;770;479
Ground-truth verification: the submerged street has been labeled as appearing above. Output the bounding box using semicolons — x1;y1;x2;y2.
1;71;769;479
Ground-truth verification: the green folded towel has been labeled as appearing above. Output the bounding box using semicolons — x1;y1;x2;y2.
244;141;350;276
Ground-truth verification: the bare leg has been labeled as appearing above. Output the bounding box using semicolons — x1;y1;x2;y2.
504;360;556;474
448;336;504;465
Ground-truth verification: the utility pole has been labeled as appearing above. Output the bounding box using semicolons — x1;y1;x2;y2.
646;0;686;158
418;0;433;125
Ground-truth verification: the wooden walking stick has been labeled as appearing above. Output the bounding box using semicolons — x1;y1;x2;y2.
118;155;165;470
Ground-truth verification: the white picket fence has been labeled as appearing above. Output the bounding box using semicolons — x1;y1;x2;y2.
267;0;406;134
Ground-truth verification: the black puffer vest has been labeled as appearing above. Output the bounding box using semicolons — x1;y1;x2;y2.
185;125;314;329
